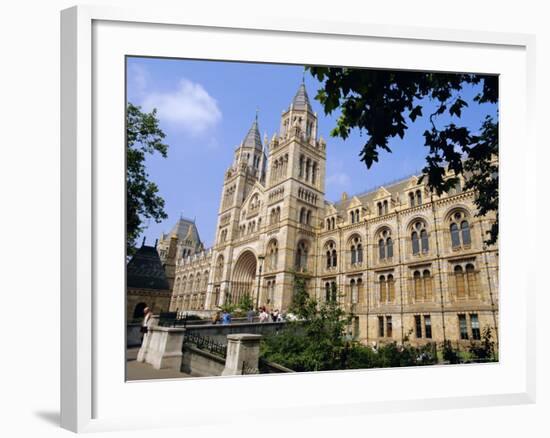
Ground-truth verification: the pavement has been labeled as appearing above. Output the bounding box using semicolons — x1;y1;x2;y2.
126;348;192;381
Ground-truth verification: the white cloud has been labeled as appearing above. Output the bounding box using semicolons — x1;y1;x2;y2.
141;79;222;136
128;63;149;94
326;172;351;187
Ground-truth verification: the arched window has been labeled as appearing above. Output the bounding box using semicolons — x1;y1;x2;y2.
450;223;460;247
331;217;335;229
378;239;386;260
378;229;393;261
420;229;429;252
454;265;465;298
295;241;309;271
299;155;304;178
356;209;360;222
299;207;305;224
350;211;355;224
416;190;422;206
414;270;423;301
383;200;389;215
411;221;429;255
377;202;383;216
379;275;387;303
461;221;471;245
409;192;415;208
449;211;471;248
326;219;331;230
423;270;433;301
325;282;331;302
356;278;363;303
349;235;363;266
412;231;420;255
306;210;311;225
324;241;337;269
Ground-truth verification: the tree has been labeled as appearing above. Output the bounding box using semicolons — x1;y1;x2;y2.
126;103;168;256
307;68;498;244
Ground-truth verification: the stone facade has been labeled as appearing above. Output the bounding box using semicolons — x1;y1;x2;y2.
161;81;499;347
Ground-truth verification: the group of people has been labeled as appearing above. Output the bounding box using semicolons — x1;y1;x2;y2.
211;310;232;325
258;306;284;323
210;306;285;325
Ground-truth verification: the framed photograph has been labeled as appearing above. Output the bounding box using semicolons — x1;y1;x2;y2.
61;5;536;433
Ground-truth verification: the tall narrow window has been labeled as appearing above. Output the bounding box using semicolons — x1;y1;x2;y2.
350;245;357;264
461;221;471;245
386;316;393;338
415;315;422;338
377;202;383;216
331;281;337;302
387;274;395;302
378;316;384;337
466;263;477;298
423;270;433;301
331;250;337;267
357;244;363;263
458;314;468;340
450;223;460;248
412;231;420;255
325;282;331;302
424;315;432;339
409;192;415;208
414;270;423;301
421;229;429;252
326;251;331;269
383;200;389;215
331;217;335;229
470;313;480;340
416;190;422;205
455;265;466;298
386;237;393;258
350;279;356;304
379;275;387;303
378;239;386;260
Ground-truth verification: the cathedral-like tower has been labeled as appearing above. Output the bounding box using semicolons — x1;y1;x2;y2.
263;80;327;309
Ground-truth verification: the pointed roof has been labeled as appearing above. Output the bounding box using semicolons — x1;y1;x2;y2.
242;115;262;150
291;81;313;112
170;217;202;247
127;245;170;290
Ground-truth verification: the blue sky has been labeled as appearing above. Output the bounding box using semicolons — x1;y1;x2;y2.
126;57;497;248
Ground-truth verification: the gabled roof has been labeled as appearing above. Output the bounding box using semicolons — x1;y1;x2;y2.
242;117;262;150
127;245;170;290
291;82;313;112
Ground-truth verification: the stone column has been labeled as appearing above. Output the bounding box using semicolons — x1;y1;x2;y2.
222;334;262;376
138;323;186;370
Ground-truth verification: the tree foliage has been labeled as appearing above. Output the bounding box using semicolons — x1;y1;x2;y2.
261;277;437;371
126;103;168;256
306;67;498;244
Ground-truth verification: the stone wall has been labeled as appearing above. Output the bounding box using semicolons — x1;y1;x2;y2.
181;345;226;377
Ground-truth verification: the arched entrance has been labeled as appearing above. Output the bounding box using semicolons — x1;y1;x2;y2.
230;251;257;305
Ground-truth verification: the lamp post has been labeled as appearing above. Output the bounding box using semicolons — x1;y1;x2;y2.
256;255;265;310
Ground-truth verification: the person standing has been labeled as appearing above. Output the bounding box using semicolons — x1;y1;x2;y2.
140;307;152;343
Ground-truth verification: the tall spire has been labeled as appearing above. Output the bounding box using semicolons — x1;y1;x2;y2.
241;113;262;150
291;80;312;112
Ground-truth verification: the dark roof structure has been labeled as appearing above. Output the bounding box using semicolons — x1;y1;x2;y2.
291;82;313;112
127;245;170;290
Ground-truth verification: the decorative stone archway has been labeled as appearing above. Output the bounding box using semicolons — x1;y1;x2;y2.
230;251;257;305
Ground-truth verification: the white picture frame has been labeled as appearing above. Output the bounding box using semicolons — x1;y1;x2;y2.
60;5;536;433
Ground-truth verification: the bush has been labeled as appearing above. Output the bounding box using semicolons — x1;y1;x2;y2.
469;326;496;361
442;340;460;364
